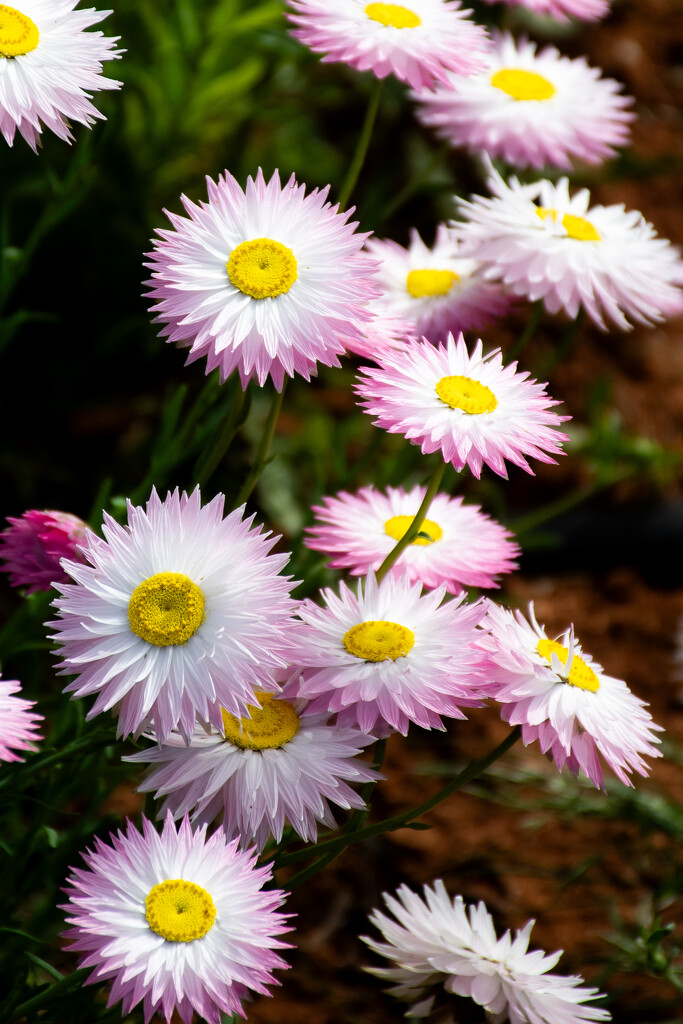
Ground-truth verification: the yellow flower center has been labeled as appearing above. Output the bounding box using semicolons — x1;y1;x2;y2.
490;68;556;102
406;269;459;299
221;692;300;750
128;572;205;647
343;620;415;662
536;208;601;242
226;237;298;299
537;638;600;692
435;375;498;415
0;5;39;57
385;514;443;547
145;879;216;942
365;3;421;28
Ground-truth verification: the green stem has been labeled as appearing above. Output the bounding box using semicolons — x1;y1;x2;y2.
338;78;383;210
235;380;287;506
506;301;543;364
344;738;387;833
9;967;90;1018
375;461;446;584
509;483;598;538
195;381;249;488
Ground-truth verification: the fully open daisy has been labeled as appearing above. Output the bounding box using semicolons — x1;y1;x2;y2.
287;572;484;735
479;0;610;21
479;601;663;789
127;693;380;851
62;813;291;1024
0;675;43;762
356;333;569;479
50;487;295;742
286;0;490;91
412;33;633;171
453;164;683;331
0;509;88;593
365;225;512;342
364;880;610;1023
305;484;519;594
0;1;121;150
145;168;378;390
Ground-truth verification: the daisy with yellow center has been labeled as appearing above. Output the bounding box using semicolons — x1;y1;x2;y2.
480;600;663;789
0;0;121;151
62;813;291;1022
287;572;485;736
286;0;490;92
412;33;632;172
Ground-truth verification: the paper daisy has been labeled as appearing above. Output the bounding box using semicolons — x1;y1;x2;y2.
287;572;484;735
365;225;512;343
412;33;633;171
479;0;610;22
0;1;121;151
479;601;663;789
356;332;569;479
145;168;378;390
62;813;291;1024
50;487;295;742
0;509;88;594
286;0;490;91
453;165;683;331
363;880;611;1024
0;675;43;762
305;484;519;594
127;693;380;851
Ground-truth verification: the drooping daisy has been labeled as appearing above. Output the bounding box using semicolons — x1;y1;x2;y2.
365;225;512;343
50;487;295;742
363;880;611;1023
0;1;122;151
127;693;380;851
287;572;485;735
479;0;610;22
479;600;663;789
62;813;291;1024
412;33;633;171
356;332;569;479
0;675;43;762
145;168;379;391
305;484;519;594
0;509;89;593
453;164;683;331
286;0;490;91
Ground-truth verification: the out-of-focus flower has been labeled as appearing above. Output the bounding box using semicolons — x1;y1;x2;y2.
50;487;295;742
305;484;519;594
356;333;569;479
479;600;663;789
286;0;490;91
145;168;378;390
479;0;610;21
0;0;121;150
0;509;88;593
62;813;291;1024
412;33;633;171
0;675;43;762
364;880;611;1023
453;164;683;331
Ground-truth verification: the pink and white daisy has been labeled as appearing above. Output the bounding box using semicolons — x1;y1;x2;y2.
363;880;611;1023
479;0;610;22
453;164;683;331
305;484;519;594
127;693;380;851
0;509;89;594
0;1;121;151
287;572;484;736
340;297;414;361
365;225;512;342
412;33;633;171
145;168;378;390
356;332;569;479
62;812;291;1024
0;675;43;762
50;487;295;743
286;0;490;91
479;600;663;789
